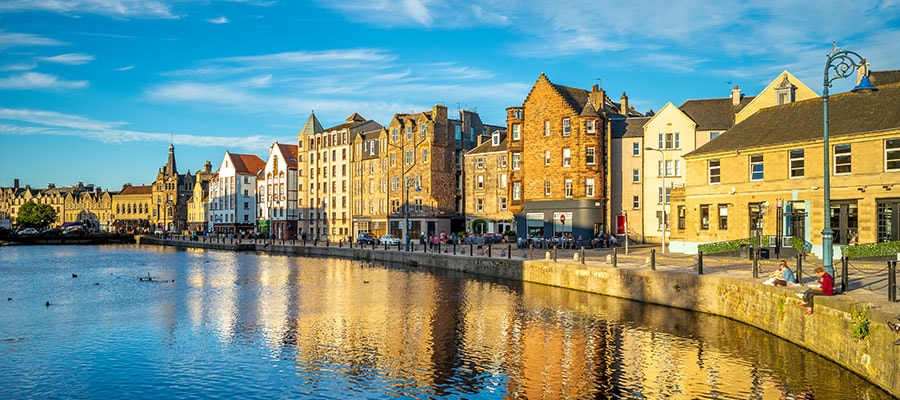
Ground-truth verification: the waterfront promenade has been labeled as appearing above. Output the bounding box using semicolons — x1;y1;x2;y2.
141;234;900;397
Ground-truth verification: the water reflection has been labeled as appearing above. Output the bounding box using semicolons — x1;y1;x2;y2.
0;245;892;399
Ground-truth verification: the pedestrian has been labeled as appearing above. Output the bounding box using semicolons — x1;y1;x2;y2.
797;266;833;315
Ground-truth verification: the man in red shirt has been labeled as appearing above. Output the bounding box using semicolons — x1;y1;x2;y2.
797;266;833;315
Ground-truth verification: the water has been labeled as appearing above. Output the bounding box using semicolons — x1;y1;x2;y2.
0;245;893;399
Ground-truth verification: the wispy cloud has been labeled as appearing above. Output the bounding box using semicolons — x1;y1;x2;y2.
116;65;135;71
0;62;38;72
0;72;88;90
0;107;275;149
39;53;95;65
0;30;66;50
0;0;177;19
315;0;512;28
206;16;230;24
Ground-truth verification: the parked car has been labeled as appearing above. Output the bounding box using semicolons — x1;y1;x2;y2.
380;234;402;245
357;232;379;245
17;227;39;235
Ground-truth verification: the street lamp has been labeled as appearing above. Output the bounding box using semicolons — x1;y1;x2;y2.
404;176;421;251
821;43;876;276
645;147;667;253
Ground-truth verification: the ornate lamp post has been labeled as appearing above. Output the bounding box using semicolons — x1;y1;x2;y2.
821;43;876;276
645;147;667;253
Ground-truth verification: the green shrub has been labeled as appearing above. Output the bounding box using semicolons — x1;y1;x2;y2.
698;237;769;255
842;240;900;258
849;303;871;340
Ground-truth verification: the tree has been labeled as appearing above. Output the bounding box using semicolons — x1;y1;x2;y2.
16;201;57;228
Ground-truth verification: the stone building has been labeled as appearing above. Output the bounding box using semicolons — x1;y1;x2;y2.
63;186;114;231
509;73;644;241
0;180;105;229
186;161;214;234
670;74;900;262
151;144;194;232
350;125;388;237
463;130;513;234
112;184;153;233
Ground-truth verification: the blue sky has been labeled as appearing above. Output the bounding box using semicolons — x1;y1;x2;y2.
1;0;899;191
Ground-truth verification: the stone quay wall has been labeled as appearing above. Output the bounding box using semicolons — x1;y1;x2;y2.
138;236;900;397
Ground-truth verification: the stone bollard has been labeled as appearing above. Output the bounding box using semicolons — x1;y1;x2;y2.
545;251;551;260
574;252;580;262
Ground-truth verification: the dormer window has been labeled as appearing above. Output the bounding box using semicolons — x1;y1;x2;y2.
491;132;500;146
774;74;797;105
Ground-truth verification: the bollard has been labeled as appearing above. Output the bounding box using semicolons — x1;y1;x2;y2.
580;247;585;265
612;247;617;268
752;249;759;279
488;245;492;258
453;243;456;255
697;251;704;275
339;240;343;248
553;246;557;262
650;249;656;270
508;245;512;259
470;244;474;256
796;253;803;282
888;260;897;302
839;256;848;294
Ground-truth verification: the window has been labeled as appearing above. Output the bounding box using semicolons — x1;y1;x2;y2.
512;153;521;170
544;150;551;166
888;139;900;171
658;187;670;204
406;126;412;140
513;182;521;200
585;120;595;133
664;133;674;149
544;120;551;136
422;149;428;163
499;155;507;168
475;157;483;169
455;125;462;141
633;169;640;183
790;149;804;178
491;133;500;146
585;178;595;197
678;206;686;230
675;133;680;148
477;175;484;190
700;204;710;230
835;144;851;174
499;173;507;188
544;181;551;196
499;197;508;211
709;159;720;184
656;211;668;230
564;179;573;198
562;118;571;136
405;150;413;165
585;147;595;165
633;195;640;209
750;154;764;181
476;198;484;213
633;142;640;156
420;123;426;137
512;123;521;140
718;204;728;229
710;132;720;140
562;148;571;167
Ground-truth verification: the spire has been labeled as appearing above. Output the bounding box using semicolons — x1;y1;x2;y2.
298;111;324;136
165;143;177;175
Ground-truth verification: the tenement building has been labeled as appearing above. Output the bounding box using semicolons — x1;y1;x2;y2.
257;142;299;239
669;72;900;261
186;161;215;234
463;130;513;235
509;73;644;241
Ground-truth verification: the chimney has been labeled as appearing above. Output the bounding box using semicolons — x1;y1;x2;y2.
14;179;19;190
731;85;742;107
620;92;629;115
48;183;55;189
589;84;605;112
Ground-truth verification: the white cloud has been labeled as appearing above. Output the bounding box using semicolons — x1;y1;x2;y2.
0;107;275;149
315;0;513;28
0;62;38;72
0;30;66;50
116;65;135;71
0;72;88;90
0;0;177;19
39;53;95;65
207;16;230;24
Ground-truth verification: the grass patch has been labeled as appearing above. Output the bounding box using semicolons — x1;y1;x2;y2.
849;303;871;341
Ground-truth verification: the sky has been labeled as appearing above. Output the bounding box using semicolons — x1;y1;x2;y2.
1;0;899;191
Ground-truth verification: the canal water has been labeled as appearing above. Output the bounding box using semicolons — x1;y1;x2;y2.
0;245;893;399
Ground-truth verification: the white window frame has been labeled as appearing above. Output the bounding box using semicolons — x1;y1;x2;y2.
886;139;900;171
585;178;595;197
585;120;595;133
512;153;521;170
790;149;805;178
544;120;551;136
562;118;571;136
513;182;521;200
750;154;764;181
562;148;571;167
834;144;852;175
512;123;521;141
633;169;640;183
633;142;640;156
585;147;595;165
544;150;551;166
544;181;551;196
476;175;484;190
564;179;573;198
709;159;721;184
633;195;640;209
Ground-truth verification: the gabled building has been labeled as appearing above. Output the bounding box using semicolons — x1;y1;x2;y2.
670;74;900;261
509;74;644;241
209;151;266;235
63;186;114;231
186;161;215;234
151;144;194;232
463;130;513;234
258;142;299;239
351;125;388;237
112;184;153;233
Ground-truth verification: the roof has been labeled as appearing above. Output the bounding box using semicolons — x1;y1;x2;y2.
298;112;324;135
275;143;299;169
229;153;266;174
466;133;508;155
118;185;152;195
870;70;900;86
620;116;650;138
679;96;755;131
686;81;900;158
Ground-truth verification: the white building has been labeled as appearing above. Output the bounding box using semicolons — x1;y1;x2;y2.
208;151;266;235
257;142;299;239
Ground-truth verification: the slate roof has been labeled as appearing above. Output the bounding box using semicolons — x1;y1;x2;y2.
686;82;900;158
679;96;755;131
466;132;508;155
620;116;650;138
870;70;900;86
298;112;324;135
119;185;153;195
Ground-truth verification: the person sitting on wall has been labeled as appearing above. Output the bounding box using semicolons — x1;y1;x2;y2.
764;260;797;286
797;266;833;315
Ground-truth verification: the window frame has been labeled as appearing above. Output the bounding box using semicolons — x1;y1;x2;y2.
585;147;596;165
887;139;900;171
750;154;764;181
562;118;571;136
718;204;728;230
790;149;805;178
834;143;852;175
564;179;573;198
709;159;721;184
585;178;595;197
700;204;710;230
